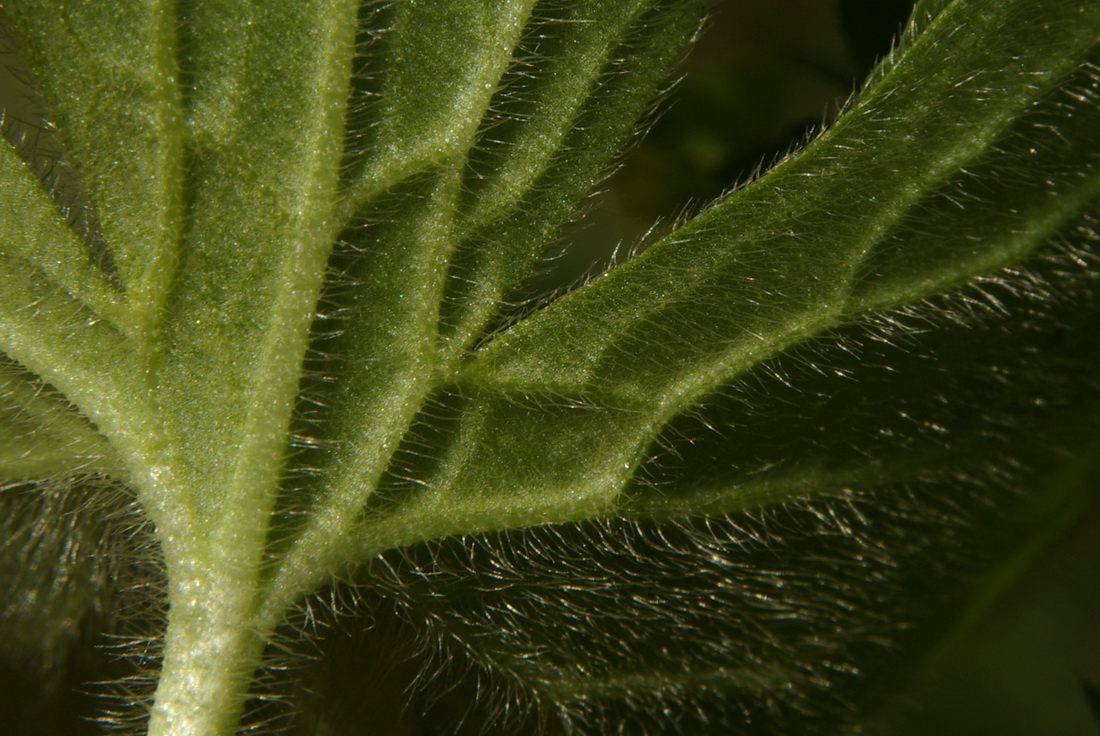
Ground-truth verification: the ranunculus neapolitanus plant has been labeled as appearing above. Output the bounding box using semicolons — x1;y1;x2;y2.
2;0;1099;734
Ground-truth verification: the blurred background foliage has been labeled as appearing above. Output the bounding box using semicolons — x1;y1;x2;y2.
536;0;911;291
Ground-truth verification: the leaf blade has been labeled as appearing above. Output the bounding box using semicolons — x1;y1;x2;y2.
2;0;185;335
467;2;1100;409
339;0;1100;551
0;357;126;482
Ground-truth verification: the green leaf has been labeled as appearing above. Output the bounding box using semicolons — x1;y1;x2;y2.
470;4;1100;404
437;0;712;362
1;0;1099;734
344;0;1100;548
0;100;121;319
2;1;183;330
258;0;714;619
357;421;1100;734
0;358;124;482
339;0;538;209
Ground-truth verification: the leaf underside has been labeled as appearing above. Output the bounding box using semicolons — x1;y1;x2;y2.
1;0;1099;734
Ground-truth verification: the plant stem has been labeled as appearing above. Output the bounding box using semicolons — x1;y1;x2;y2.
146;550;270;736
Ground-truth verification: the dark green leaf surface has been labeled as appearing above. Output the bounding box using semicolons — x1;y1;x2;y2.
3;1;182;325
0;1;1098;734
0;358;123;482
349;0;1100;548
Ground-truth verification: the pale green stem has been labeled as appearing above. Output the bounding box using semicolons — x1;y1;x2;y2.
147;542;270;736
